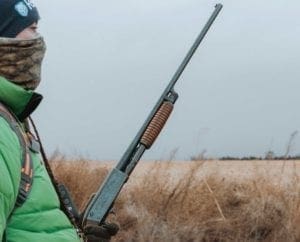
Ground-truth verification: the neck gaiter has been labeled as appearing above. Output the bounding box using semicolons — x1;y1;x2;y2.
0;35;46;90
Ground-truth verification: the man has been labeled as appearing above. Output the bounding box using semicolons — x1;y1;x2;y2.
0;0;118;241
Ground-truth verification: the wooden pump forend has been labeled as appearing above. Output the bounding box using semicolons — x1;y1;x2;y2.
140;101;174;149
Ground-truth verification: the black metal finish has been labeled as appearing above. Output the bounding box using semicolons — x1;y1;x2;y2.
82;4;223;227
117;3;223;172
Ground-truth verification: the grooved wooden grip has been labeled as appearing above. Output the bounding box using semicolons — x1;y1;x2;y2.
141;101;174;149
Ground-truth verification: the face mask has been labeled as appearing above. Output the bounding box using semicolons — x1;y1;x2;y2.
0;35;46;90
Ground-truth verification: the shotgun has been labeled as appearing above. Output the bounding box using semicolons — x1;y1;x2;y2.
82;3;223;226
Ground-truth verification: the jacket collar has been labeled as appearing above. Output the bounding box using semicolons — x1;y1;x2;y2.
0;76;43;121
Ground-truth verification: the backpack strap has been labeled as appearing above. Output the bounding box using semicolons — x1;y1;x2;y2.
0;102;33;207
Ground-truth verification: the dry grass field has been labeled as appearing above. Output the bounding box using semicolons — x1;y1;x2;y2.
51;157;300;242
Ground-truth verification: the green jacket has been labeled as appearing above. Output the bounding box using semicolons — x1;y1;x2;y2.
0;77;81;242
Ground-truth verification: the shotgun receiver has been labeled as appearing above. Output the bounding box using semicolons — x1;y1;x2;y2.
81;3;223;226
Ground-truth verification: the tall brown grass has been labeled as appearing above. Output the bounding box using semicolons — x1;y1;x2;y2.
51;157;300;242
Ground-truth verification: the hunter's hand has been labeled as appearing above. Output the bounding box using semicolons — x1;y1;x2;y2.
84;222;119;242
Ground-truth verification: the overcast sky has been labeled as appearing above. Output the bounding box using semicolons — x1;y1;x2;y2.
33;0;300;160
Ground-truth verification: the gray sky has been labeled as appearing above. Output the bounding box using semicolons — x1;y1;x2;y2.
33;0;300;160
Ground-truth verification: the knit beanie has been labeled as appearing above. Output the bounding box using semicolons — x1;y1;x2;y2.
0;0;40;38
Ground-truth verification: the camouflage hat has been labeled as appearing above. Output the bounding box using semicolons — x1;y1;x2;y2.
0;0;40;38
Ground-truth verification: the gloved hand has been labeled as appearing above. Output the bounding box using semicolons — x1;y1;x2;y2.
84;222;119;242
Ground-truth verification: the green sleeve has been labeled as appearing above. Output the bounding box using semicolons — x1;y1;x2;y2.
0;118;22;239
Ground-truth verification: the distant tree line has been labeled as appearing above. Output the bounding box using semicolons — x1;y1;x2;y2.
219;155;300;161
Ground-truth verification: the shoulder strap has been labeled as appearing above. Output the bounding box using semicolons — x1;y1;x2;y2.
0;102;33;207
28;117;81;232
